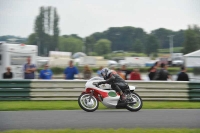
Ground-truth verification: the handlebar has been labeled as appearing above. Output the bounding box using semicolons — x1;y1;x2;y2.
93;82;99;87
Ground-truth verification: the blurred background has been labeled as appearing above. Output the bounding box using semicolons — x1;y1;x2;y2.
0;0;200;80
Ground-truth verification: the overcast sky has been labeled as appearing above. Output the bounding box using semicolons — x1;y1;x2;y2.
0;0;200;38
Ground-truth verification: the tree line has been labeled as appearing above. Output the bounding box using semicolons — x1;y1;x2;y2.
87;26;199;56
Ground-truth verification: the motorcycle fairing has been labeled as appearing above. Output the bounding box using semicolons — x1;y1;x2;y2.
83;77;136;108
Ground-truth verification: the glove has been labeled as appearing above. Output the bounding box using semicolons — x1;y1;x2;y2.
97;82;101;86
93;82;105;87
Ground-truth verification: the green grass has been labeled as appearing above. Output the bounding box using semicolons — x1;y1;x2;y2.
158;47;183;53
1;128;200;133
0;101;199;111
103;52;147;60
111;52;147;57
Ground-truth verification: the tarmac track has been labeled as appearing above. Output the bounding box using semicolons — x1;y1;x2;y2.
0;109;200;131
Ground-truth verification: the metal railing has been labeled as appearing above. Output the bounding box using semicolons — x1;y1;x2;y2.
0;80;200;101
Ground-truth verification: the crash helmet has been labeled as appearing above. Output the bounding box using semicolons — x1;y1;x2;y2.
100;67;112;80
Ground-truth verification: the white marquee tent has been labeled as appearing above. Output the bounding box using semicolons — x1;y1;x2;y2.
184;49;200;67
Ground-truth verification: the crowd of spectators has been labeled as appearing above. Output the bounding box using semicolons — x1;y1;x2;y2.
2;57;190;81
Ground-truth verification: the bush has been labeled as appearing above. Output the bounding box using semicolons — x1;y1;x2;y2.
193;67;200;75
88;52;98;56
103;54;111;59
37;67;65;75
51;67;66;74
37;68;42;73
131;53;140;57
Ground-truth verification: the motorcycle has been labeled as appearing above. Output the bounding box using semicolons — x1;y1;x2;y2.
78;77;143;112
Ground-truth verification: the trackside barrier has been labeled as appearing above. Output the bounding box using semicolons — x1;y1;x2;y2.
0;80;200;101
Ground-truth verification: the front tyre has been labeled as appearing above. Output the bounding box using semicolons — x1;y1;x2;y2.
78;93;99;112
126;92;143;112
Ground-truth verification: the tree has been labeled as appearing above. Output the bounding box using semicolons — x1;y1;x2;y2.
0;35;27;43
133;39;144;53
47;6;51;34
34;7;45;55
145;35;159;56
27;33;37;45
85;36;96;54
174;30;185;48
58;36;83;53
94;39;111;55
151;28;173;49
34;6;60;56
87;26;147;52
52;8;59;51
183;25;200;54
152;28;185;49
62;34;82;40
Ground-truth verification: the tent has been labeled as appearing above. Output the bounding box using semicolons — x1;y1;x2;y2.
72;52;86;59
184;49;200;67
108;60;118;67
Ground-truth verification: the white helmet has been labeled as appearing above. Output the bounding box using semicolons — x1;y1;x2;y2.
101;67;112;80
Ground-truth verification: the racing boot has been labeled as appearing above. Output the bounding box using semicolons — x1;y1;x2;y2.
120;93;126;102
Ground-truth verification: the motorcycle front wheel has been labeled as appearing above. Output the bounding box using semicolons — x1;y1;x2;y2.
78;93;99;112
126;92;143;112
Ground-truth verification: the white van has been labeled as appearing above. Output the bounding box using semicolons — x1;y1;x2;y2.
0;42;38;79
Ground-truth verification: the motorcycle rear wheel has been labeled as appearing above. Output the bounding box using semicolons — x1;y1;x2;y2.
78;93;99;112
126;92;143;112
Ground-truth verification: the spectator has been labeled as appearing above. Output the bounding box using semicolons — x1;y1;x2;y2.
82;65;93;80
23;57;36;79
110;66;116;71
116;68;125;80
164;65;173;81
64;60;79;80
97;66;103;77
39;64;53;80
177;66;189;81
121;65;131;80
3;67;13;79
153;63;168;81
148;61;160;80
130;68;142;80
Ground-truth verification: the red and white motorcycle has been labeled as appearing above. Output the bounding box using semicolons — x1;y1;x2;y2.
78;77;143;112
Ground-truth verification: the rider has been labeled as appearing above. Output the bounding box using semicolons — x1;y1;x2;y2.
97;67;129;102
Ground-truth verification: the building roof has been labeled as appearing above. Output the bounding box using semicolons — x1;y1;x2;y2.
184;49;200;57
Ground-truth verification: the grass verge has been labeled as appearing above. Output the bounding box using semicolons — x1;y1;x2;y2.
1;128;200;133
0;101;200;111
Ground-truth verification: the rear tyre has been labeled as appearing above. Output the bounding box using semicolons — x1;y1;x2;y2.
78;93;99;112
126;92;143;112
